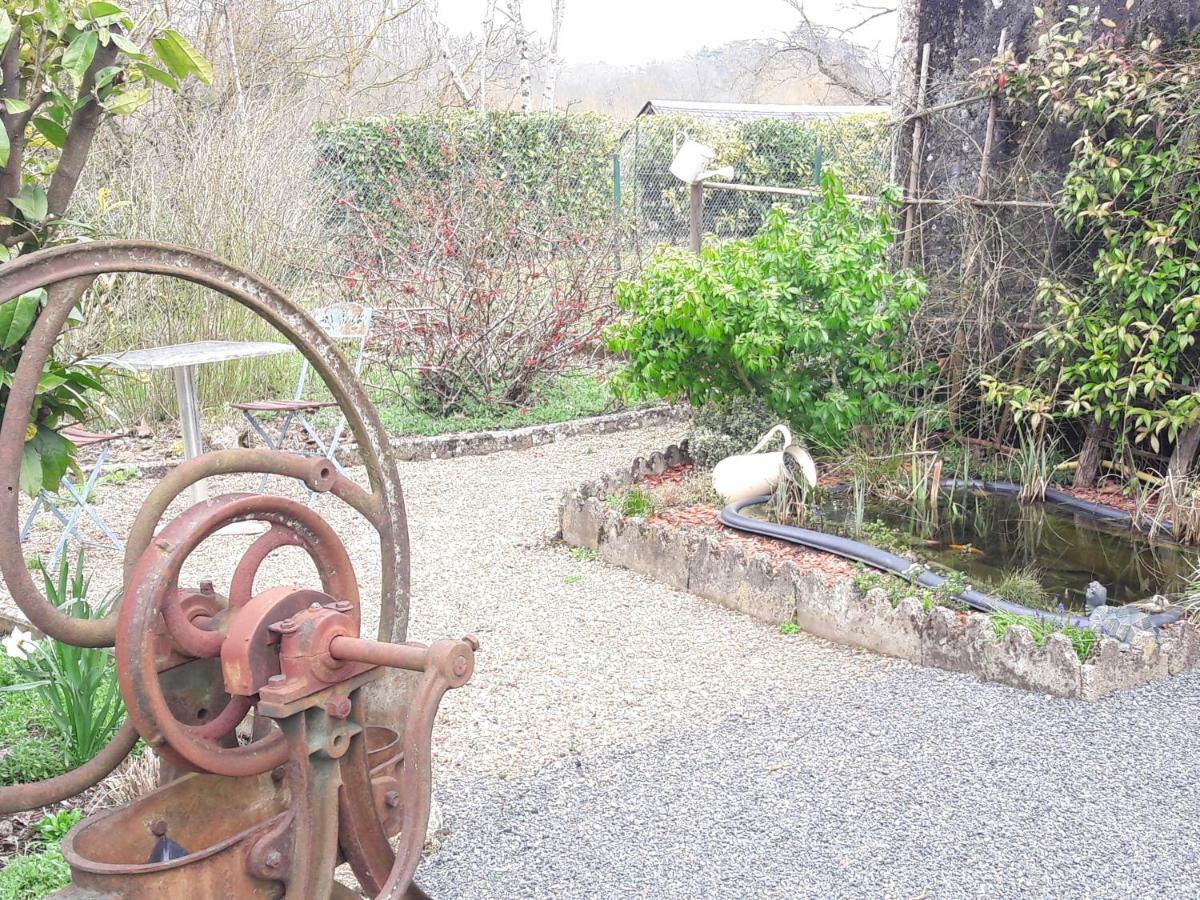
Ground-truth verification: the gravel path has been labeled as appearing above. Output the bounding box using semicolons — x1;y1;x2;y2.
7;424;1200;897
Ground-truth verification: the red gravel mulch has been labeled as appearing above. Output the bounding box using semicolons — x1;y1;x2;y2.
1056;483;1154;518
640;463;696;489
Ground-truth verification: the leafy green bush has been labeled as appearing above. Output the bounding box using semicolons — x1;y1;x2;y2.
1;554;122;769
0;847;71;900
687;398;781;468
609;174;929;449
34;809;83;845
980;19;1200;463
316;111;620;236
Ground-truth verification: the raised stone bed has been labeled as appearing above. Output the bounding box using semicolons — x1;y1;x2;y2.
559;443;1200;701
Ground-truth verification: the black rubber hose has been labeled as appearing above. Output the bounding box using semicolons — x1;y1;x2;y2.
718;493;1182;630
944;479;1155;530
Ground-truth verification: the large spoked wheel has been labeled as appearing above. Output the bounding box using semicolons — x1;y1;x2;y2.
0;241;412;814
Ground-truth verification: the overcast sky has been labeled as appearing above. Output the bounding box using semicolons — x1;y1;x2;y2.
439;1;890;67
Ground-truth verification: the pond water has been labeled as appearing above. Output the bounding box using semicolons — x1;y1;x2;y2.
747;489;1200;612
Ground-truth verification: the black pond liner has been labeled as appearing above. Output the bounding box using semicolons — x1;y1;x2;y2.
718;479;1182;631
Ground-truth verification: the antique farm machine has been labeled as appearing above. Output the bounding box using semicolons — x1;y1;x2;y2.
0;242;477;898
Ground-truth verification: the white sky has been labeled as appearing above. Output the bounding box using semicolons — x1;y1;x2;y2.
438;1;887;67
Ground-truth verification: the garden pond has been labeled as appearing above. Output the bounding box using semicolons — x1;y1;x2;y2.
744;487;1200;613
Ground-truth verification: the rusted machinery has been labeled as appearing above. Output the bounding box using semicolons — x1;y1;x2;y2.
0;242;476;898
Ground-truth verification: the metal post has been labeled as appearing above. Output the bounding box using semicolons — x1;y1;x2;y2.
689;181;704;254
173;364;207;504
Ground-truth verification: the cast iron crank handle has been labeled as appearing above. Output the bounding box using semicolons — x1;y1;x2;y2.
328;635;478;687
332;634;478;899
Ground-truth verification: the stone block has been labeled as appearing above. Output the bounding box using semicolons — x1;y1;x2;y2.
560;495;604;550
921;607;990;675
983;627;1081;699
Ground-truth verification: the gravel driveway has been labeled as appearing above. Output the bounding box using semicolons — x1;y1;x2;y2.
399;426;1200;900
7;424;1200;897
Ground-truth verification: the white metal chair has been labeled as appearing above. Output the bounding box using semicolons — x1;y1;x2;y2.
19;426;126;567
231;302;373;491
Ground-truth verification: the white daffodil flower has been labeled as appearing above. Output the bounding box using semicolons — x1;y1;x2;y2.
2;627;37;661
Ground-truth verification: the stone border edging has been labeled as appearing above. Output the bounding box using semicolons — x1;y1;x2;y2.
384;405;689;462
558;443;1200;701
84;405;690;478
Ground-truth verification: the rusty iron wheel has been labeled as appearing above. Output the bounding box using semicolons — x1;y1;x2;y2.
0;241;412;814
117;492;361;777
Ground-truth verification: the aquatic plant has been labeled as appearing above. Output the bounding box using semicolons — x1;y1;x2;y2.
1013;425;1057;503
988;565;1054;612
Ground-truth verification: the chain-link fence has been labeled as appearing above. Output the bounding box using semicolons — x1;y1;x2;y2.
617;106;895;256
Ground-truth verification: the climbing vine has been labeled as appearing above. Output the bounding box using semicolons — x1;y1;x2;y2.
980;11;1200;481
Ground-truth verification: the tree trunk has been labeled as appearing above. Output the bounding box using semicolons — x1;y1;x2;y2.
507;1;532;113
0;32;23;239
1073;420;1107;489
439;32;474;106
1168;423;1200;480
45;40;119;224
541;0;566;110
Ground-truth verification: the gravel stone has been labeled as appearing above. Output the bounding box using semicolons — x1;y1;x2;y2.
7;423;1200;898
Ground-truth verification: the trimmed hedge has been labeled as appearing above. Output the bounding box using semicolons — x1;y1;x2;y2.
316;109;891;245
316;111;622;231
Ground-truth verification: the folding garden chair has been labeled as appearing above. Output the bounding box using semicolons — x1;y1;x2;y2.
19;426;126;568
231;302;373;493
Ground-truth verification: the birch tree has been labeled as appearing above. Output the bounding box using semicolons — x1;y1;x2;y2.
541;0;565;110
505;0;532;112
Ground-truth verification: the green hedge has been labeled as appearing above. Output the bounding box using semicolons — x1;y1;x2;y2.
317;110;891;246
316;111;622;232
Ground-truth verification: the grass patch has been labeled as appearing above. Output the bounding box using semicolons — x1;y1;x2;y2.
0;787;80;900
569;547;598;562
987;565;1056;611
563;574;582;585
989;610;1098;663
607;488;656;519
778;622;801;635
0;656;65;787
370;371;622;437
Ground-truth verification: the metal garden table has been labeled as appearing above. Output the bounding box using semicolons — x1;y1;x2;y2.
87;340;297;508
